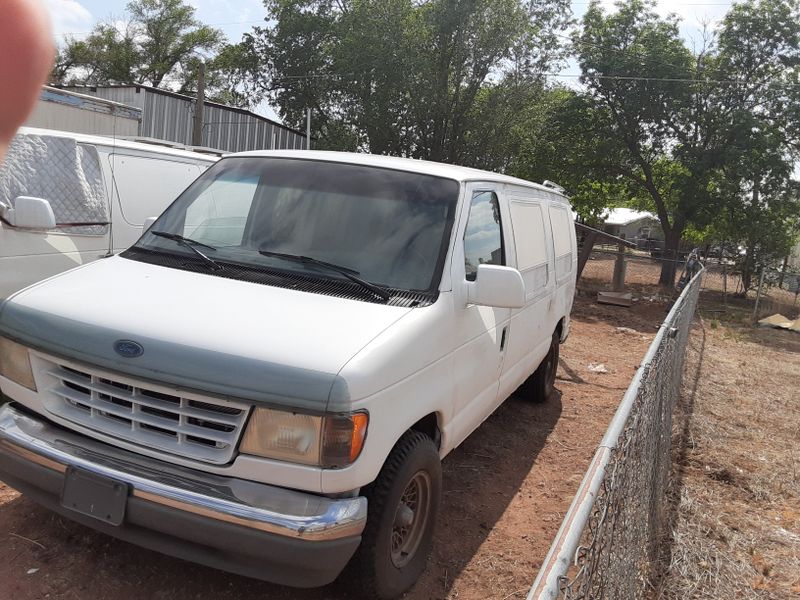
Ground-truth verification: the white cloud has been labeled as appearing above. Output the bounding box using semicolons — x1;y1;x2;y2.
189;0;265;24
595;0;731;28
43;0;93;37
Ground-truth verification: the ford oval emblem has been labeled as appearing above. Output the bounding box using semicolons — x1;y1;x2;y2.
114;340;144;358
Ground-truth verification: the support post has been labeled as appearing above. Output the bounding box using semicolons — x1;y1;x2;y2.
722;261;727;307
576;230;599;282
612;242;627;292
192;60;206;147
306;108;312;150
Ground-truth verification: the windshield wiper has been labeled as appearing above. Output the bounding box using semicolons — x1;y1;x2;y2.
258;250;390;302
150;231;223;271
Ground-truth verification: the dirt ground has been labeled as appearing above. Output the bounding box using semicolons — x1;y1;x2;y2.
656;303;800;598
0;293;669;600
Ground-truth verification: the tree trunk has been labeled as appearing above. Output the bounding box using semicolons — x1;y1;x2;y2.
741;248;754;294
779;255;789;288
659;230;681;287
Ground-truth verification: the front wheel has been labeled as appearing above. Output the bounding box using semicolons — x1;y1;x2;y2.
519;330;560;403
344;430;441;599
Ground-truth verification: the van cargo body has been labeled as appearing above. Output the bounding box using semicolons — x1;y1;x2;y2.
0;151;576;598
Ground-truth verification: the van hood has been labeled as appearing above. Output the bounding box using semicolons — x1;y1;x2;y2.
0;256;412;411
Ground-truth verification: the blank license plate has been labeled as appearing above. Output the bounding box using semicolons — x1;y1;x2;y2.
61;466;129;526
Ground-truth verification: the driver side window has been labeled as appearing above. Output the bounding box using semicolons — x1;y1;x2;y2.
464;191;504;281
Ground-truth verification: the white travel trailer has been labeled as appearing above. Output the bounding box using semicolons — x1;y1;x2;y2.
0;152;576;598
0;127;218;297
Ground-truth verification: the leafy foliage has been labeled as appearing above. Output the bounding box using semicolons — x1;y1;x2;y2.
51;0;223;91
250;0;571;157
563;0;800;284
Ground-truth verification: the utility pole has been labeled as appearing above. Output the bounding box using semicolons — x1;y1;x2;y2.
192;60;206;147
306;108;312;150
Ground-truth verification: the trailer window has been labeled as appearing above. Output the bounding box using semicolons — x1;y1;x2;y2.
0;133;108;235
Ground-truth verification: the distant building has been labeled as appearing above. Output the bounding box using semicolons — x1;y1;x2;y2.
602;208;662;246
26;87;142;138
64;84;308;153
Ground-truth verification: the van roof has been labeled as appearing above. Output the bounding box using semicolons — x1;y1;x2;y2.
232;150;567;198
18;127;219;163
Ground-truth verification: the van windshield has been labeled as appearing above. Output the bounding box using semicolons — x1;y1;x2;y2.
129;157;460;298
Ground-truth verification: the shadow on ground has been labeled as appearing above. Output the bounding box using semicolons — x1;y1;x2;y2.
0;391;562;600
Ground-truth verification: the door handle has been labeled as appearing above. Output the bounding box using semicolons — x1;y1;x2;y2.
500;325;508;351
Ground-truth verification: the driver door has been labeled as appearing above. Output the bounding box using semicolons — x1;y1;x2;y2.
448;183;513;448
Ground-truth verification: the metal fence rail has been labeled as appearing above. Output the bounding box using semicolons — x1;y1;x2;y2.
528;269;704;600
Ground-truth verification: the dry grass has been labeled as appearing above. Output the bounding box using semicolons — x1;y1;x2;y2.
655;312;800;599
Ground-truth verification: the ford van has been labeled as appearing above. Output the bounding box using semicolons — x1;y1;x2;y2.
0;152;575;598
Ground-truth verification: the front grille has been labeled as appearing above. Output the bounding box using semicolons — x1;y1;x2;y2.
43;362;250;465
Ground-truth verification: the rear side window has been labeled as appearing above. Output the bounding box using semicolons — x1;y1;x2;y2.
464;191;504;281
509;200;549;297
548;203;573;282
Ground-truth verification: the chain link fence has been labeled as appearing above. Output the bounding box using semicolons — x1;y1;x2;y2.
579;249;689;294
527;268;704;600
579;248;799;321
701;260;800;322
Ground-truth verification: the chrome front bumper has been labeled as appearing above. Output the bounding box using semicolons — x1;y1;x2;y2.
0;403;367;586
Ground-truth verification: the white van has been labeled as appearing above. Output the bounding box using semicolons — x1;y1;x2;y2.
0;152;576;599
0;127;218;297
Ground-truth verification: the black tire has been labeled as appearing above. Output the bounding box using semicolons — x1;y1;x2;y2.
520;331;560;403
344;430;441;599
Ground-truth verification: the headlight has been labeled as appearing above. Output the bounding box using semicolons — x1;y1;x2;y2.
240;408;368;468
0;337;36;391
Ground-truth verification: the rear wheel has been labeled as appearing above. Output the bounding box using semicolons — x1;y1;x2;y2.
344;430;441;599
520;330;560;403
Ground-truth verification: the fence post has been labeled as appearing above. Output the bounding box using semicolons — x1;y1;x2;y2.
752;266;766;322
612;242;627;292
722;260;728;307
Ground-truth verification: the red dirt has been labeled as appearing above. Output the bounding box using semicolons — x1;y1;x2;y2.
0;293;667;599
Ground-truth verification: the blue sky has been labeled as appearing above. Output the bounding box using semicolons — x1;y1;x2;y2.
43;0;736;118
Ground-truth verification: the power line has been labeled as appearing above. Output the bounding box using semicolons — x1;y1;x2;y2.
248;70;798;89
168;67;797;88
545;72;800;88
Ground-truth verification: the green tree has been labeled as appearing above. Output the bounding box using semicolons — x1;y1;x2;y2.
573;0;800;285
705;0;800;290
574;0;701;284
51;0;223;90
52;24;139;85
178;38;264;107
251;0;571;157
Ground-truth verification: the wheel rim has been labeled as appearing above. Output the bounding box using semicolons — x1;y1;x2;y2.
390;470;432;568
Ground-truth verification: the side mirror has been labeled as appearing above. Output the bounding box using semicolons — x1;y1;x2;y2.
3;196;56;230
142;216;158;232
467;264;526;309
